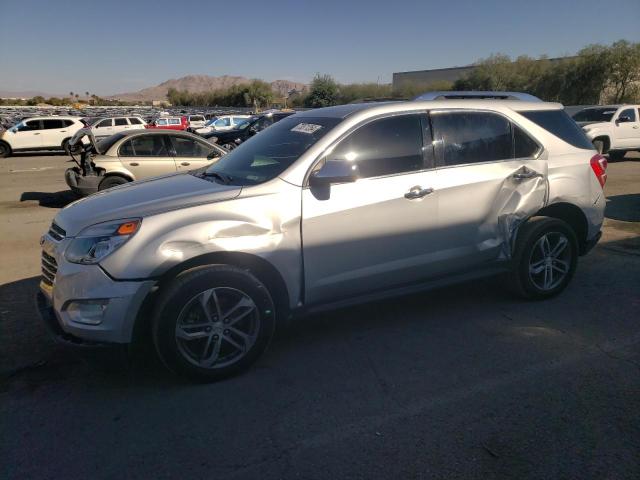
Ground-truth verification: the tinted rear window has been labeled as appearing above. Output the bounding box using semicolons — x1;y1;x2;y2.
520;110;593;150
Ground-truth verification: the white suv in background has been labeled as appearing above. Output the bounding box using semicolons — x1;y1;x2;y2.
194;115;251;135
89;116;147;140
0;116;85;157
186;115;207;131
573;105;640;160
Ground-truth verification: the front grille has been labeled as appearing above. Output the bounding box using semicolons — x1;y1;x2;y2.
41;251;58;287
48;222;66;242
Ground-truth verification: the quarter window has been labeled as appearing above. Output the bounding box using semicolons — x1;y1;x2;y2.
514;125;540;158
128;117;143;125
431;111;512;166
114;118;128;126
119;136;169;157
330;114;424;178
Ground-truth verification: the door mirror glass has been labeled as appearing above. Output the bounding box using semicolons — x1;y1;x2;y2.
207;149;222;160
309;159;359;187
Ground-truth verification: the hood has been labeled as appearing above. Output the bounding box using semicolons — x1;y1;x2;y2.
55;172;241;236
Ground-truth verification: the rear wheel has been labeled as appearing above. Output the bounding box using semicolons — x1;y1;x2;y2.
98;175;129;191
509;217;578;299
152;265;276;382
0;141;10;158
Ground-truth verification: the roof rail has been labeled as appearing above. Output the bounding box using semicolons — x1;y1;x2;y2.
414;91;542;102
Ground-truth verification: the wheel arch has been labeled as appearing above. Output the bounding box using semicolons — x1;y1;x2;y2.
592;135;611;153
132;251;291;344
533;202;589;253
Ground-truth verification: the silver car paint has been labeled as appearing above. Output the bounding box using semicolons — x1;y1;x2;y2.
43;99;604;343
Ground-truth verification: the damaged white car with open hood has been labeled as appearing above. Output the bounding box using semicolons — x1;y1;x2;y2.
38;92;607;381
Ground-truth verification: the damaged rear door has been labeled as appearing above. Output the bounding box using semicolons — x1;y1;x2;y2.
429;109;548;270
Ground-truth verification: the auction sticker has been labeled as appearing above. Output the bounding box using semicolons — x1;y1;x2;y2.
291;123;323;134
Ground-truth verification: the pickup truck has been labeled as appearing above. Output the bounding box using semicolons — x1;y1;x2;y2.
573;105;640;160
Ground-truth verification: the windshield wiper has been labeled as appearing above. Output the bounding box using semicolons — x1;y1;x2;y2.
201;171;233;185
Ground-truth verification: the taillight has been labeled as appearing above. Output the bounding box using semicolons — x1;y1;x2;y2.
590;154;607;188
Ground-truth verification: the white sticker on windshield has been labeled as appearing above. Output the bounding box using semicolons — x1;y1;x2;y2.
291;123;323;134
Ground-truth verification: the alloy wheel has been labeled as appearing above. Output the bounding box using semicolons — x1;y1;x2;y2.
528;232;572;291
175;287;259;369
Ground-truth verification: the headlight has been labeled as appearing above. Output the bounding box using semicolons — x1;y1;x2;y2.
65;218;141;264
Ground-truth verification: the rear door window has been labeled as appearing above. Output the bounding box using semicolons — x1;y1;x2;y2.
119;135;170;157
514;125;541;158
168;118;181;125
519;110;593;149
430;111;513;166
330;114;425;178
42;119;64;129
114;118;128;126
128;117;143;125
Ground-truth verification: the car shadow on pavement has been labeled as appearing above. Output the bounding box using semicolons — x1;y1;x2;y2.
605;193;640;222
9;152;69;158
20;190;78;208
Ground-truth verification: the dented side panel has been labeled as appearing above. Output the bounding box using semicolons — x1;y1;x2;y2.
101;178;304;309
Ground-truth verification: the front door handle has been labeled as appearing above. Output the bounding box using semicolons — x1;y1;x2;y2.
180;162;190;166
33;132;40;135
405;185;434;199
129;162;139;166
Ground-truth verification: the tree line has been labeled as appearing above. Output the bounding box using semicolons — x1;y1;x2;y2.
300;40;639;108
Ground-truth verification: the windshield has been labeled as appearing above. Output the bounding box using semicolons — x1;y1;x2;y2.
572;108;618;122
203;116;341;185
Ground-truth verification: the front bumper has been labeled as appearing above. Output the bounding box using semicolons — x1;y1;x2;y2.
39;238;155;344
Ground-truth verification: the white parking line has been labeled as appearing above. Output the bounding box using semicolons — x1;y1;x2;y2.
9;167;56;173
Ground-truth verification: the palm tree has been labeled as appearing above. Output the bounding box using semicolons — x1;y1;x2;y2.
69;91;74;97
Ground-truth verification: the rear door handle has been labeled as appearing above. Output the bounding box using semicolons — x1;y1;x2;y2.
404;186;434;199
33;132;40;135
180;162;190;166
129;162;139;166
513;171;539;180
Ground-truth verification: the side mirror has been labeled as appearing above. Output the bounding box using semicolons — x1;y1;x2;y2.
207;149;221;160
309;159;359;188
616;115;631;124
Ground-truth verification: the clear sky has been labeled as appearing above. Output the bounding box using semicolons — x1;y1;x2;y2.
1;0;638;95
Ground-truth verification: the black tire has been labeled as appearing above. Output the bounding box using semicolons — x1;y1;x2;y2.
221;143;237;151
592;139;605;154
98;176;129;191
0;141;11;158
152;265;276;382
509;217;578;300
608;150;626;161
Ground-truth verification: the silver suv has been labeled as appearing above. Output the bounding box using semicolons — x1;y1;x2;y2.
37;92;607;381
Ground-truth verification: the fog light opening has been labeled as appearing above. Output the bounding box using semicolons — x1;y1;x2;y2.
65;299;109;326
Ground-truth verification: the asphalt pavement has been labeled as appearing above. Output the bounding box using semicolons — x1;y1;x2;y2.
1;152;639;479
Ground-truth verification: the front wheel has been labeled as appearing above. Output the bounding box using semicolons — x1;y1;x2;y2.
98;176;129;191
152;265;276;382
0;141;11;158
221;143;237;151
509;217;578;299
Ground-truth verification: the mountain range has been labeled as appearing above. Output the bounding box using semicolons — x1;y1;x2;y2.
109;75;308;102
0;75;308;102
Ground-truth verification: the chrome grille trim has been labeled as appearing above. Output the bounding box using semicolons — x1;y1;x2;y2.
48;222;66;242
41;251;58;287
